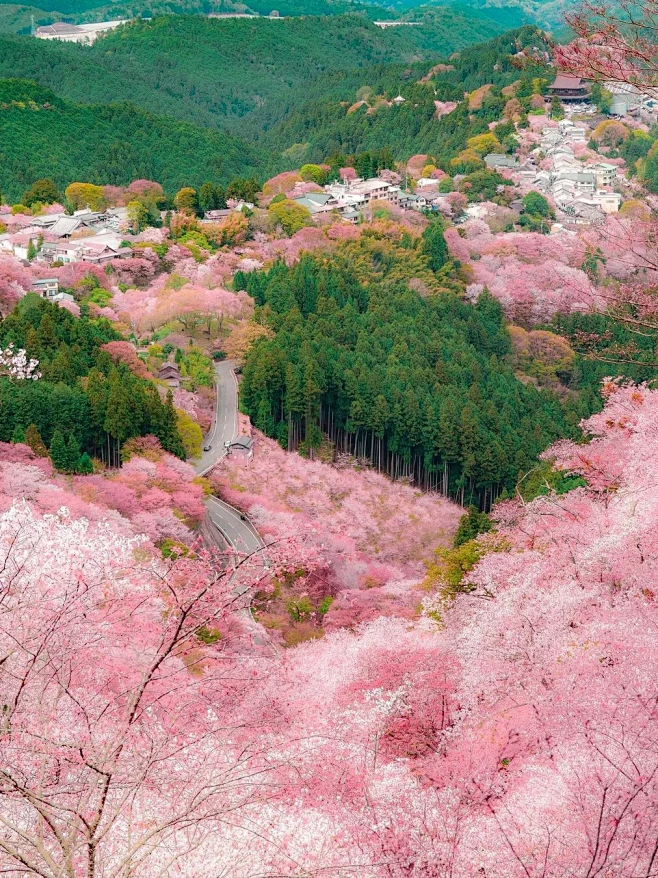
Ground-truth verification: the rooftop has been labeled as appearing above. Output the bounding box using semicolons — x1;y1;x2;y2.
36;22;83;35
550;74;588;90
230;435;254;450
49;217;82;237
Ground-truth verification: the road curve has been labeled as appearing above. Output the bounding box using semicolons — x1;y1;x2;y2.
194;362;275;652
193;360;264;556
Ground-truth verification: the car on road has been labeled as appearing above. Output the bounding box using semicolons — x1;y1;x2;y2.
203;444;212;452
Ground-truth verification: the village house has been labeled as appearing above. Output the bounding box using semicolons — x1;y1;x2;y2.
561;200;606;224
591;189;622;213
398;192;428;210
594;162;617;187
484;154;519;170
557;119;588;142
30;278;59;298
0;229;42;260
200;208;233;223
326;177;401;205
39;237;131;265
295;176;401;223
158;362;181;389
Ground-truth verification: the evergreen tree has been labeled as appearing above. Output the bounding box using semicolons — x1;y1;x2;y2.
160;391;186;458
49;429;69;471
38;313;58;351
66;434;82;473
11;424;26;444
454;505;493;547
77;452;94;474
420;220;449;272
25;423;48;457
199;182;219;212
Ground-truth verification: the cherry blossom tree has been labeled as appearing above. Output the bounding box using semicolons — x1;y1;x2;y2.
0;344;40;379
556;0;658;89
0;256;32;315
0;493;310;878
213;430;461;592
100;341;151;379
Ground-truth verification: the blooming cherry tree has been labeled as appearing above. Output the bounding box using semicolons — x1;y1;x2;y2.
0;344;40;379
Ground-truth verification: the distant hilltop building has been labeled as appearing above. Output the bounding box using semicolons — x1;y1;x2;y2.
208;10;282;19
548;74;591;103
34;20;129;43
373;20;421;28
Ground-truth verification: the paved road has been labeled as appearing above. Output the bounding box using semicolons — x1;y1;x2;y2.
194;363;274;651
194;360;264;558
195;359;239;478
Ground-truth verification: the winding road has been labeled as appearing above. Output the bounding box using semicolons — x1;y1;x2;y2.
194;360;263;555
193;361;275;650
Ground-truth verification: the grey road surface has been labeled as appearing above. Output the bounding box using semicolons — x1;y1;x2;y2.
194;360;264;557
193;362;273;649
195;359;239;477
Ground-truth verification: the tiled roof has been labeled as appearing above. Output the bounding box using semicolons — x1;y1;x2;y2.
49;217;81;237
551;74;586;90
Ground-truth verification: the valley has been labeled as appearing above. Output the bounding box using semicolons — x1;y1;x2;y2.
1;4;658;876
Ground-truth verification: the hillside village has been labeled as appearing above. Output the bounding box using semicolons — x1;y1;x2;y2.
1;67;650;289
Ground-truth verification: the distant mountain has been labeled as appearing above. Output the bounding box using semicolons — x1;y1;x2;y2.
0;11;514;137
0;78;267;201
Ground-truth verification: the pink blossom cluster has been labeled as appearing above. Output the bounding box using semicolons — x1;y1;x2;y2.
76;451;207;543
5;383;658;872
0;344;40;379
221;382;658;874
173;387;214;432
0;440;204;544
108;278;251;334
0;255;33;313
212;432;461;623
445;224;601;321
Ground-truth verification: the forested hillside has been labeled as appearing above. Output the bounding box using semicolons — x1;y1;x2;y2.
0;24;545;195
0;12;511;134
0;0;530;32
264;26;546;160
0;79;266;200
0;295;185;465
237;236;581;509
0;0;383;32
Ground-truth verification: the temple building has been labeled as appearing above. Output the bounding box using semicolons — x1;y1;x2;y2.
548;74;591;102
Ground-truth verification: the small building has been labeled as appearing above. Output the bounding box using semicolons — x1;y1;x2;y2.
201;208;233;223
591;189;622;214
48;216;85;239
392;95;406;104
158;363;181;388
341;207;360;224
31;278;59;298
548;74;591;102
51;292;75;305
484;154;519;170
225;435;254;461
594;162;618;187
398;192;427;210
558;171;597;194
